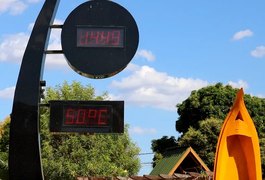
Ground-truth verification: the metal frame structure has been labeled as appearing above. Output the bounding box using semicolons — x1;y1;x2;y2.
9;0;60;179
8;0;138;179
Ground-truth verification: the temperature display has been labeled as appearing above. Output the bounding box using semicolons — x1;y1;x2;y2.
63;105;111;127
49;100;124;133
77;27;124;48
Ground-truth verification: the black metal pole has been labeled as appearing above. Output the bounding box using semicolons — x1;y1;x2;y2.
9;0;59;179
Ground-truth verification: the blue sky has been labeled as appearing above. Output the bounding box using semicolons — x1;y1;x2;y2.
1;0;265;175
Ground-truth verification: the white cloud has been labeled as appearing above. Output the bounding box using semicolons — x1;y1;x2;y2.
0;0;25;15
125;63;141;72
0;33;29;63
136;49;156;62
45;54;68;69
47;29;62;50
110;65;209;111
44;27;69;69
0;0;41;15
251;46;265;58
228;80;248;89
129;126;157;135
0;86;15;99
0;20;69;69
26;0;40;3
232;29;253;41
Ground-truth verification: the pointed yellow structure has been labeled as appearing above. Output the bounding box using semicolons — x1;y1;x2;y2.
214;89;262;180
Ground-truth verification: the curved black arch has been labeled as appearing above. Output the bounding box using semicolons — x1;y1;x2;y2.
9;0;59;179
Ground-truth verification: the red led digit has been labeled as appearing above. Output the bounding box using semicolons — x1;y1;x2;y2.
63;105;113;129
98;108;108;125
78;31;88;46
88;109;97;125
111;30;121;46
89;31;99;45
77;28;124;47
76;109;86;124
65;108;75;124
98;31;110;45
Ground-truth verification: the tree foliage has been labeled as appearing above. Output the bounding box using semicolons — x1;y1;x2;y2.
0;81;141;179
177;118;222;169
152;83;265;175
0;117;9;179
151;136;177;167
176;83;237;133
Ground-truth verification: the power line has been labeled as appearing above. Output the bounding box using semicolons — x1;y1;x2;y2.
141;162;152;165
141;163;153;167
138;152;154;155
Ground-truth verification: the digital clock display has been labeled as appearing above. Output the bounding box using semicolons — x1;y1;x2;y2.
63;105;112;127
77;27;124;48
49;100;124;133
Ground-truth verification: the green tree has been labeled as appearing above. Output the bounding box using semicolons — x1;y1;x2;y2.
152;83;265;175
177;118;223;169
151;136;177;167
0;117;9;179
41;81;140;179
176;83;237;133
175;83;265;172
0;81;141;179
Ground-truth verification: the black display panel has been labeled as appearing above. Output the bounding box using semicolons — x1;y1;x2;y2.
77;27;124;48
49;100;124;133
61;0;139;79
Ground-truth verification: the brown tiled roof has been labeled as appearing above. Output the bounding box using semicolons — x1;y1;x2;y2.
76;172;213;180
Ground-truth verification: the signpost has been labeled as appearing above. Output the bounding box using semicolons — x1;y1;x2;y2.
9;0;138;179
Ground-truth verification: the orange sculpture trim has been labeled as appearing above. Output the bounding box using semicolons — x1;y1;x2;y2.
213;89;262;180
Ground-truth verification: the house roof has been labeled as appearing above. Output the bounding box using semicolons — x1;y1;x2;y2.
149;147;210;175
76;171;214;180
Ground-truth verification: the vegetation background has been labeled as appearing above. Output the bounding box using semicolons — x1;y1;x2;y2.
152;83;265;176
0;82;141;180
1;82;265;178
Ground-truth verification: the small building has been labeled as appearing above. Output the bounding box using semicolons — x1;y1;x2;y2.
150;146;211;175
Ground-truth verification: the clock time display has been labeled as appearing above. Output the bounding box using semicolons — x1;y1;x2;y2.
77;27;124;48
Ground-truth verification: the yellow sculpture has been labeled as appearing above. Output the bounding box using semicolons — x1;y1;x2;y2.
214;89;262;180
